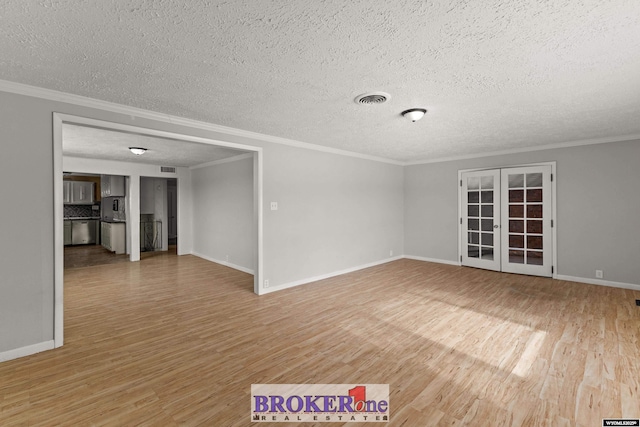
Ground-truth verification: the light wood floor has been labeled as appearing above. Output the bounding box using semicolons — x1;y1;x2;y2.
64;245;178;269
1;256;639;426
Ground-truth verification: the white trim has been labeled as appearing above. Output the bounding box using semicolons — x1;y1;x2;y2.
406;133;640;165
261;256;404;294
550;163;557;279
53;117;64;348
556;275;640;292
0;340;55;363
55;114;261;153
403;255;461;266
191;252;255;275
0;79;401;166
255;151;264;295
190;153;254;170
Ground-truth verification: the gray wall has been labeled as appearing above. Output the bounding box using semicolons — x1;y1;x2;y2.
0;90;404;354
191;156;254;271
262;143;404;287
0;92;55;352
6;82;634;358
404;139;640;285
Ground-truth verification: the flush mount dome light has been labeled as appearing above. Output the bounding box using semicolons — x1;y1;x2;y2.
401;108;427;122
129;147;147;155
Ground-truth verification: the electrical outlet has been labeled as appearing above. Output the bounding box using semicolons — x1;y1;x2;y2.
264;279;269;288
595;270;603;279
225;255;229;262
390;250;393;257
270;202;278;211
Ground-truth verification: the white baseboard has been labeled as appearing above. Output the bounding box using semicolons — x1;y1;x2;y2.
191;252;255;275
556;275;640;292
0;340;55;363
262;255;404;294
403;255;461;267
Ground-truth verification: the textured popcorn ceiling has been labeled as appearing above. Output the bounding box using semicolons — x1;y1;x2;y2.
62;124;248;167
2;1;640;162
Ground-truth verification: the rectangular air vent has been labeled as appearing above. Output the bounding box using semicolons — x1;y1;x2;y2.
160;166;176;173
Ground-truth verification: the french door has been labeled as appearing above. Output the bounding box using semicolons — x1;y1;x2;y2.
461;165;553;277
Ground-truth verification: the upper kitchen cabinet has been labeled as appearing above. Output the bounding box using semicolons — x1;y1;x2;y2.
63;181;71;204
64;180;95;204
101;175;125;197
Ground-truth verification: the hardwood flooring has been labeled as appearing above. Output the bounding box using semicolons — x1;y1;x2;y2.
1;256;639;426
64;245;178;269
64;244;130;268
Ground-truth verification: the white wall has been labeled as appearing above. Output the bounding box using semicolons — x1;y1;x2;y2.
140;177;169;251
404;139;640;286
191;155;255;273
140;177;155;214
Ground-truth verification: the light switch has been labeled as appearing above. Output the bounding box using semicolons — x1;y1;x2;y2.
270;202;278;211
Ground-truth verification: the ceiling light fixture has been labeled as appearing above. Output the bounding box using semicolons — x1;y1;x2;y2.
129;147;147;155
401;108;427;122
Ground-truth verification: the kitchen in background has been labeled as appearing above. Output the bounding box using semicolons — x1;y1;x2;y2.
100;174;127;255
63;174;101;247
64;174;173;267
64;174;128;267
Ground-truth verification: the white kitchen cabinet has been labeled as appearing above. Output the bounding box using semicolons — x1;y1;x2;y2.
71;181;94;204
101;175;125;197
64;221;72;245
63;181;94;204
63;181;71;204
101;222;126;254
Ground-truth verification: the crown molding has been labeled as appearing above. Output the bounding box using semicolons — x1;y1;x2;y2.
3;79;637;168
0;79;402;166
404;133;640;166
190;153;254;170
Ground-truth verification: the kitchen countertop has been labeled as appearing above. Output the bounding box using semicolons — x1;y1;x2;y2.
64;217;101;220
101;219;127;223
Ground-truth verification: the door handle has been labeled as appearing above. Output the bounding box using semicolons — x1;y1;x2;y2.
493;225;500;228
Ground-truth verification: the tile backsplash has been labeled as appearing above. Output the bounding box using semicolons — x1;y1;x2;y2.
101;196;126;221
64;204;100;218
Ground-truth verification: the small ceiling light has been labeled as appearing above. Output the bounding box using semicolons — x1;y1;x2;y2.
129;147;147;155
401;108;427;122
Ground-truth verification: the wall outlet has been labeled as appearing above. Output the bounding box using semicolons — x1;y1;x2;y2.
225;255;229;262
264;279;269;288
595;270;603;279
390;250;393;257
270;202;278;211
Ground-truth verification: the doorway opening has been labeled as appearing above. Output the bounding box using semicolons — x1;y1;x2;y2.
458;163;557;277
167;178;178;247
53;113;264;348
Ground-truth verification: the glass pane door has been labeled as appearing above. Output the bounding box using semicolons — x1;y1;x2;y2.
461;169;501;272
501;166;552;276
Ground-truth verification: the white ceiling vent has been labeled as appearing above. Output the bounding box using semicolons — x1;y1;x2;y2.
161;166;176;173
354;92;391;105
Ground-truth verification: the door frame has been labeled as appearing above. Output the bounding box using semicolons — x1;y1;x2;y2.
53;113;264;348
457;161;557;278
